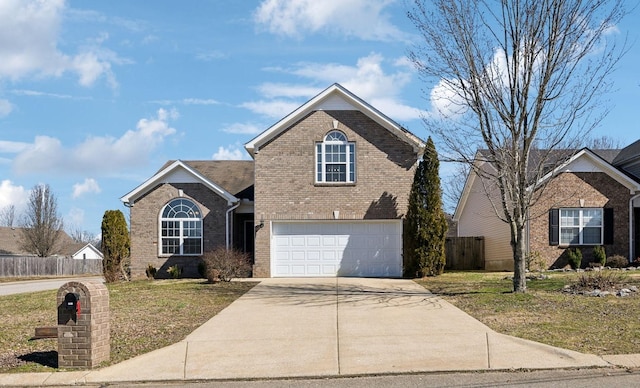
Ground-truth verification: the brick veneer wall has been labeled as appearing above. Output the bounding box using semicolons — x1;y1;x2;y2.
129;183;228;279
57;281;109;369
253;110;419;277
529;172;630;268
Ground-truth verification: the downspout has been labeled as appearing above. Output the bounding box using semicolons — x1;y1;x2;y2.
226;201;240;250
630;192;640;263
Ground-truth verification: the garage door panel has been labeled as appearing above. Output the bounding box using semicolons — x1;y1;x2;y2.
272;221;402;277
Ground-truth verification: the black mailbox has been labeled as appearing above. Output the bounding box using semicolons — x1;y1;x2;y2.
64;293;80;315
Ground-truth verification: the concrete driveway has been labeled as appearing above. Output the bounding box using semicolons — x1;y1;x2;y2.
5;277;612;386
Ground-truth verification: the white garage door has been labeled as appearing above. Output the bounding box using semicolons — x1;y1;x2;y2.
272;221;402;277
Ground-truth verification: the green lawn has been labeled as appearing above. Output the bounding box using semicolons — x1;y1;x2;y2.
0;279;256;373
416;270;640;355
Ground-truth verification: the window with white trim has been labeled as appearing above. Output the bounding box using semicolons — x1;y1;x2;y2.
316;130;355;183
160;198;202;255
559;208;603;245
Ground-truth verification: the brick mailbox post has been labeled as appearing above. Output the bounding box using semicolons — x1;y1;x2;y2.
57;281;110;369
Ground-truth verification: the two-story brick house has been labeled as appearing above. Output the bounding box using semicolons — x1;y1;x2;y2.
454;142;640;270
121;84;425;278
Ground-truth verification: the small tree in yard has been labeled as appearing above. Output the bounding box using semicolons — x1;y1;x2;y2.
202;247;252;282
101;210;130;283
20;184;64;257
404;137;448;277
408;0;626;292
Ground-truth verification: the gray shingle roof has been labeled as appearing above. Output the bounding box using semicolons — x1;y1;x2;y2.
160;160;255;200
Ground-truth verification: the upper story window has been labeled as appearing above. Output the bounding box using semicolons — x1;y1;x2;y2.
559;208;603;245
316;130;356;183
160;198;202;256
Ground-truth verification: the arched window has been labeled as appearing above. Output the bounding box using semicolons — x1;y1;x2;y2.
160;198;202;255
316;130;356;183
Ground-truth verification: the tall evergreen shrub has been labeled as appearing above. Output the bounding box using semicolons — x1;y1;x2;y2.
404;137;448;277
101;210;131;282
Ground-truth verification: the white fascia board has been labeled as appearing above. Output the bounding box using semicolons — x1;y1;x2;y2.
533;149;640;193
120;160;238;205
244;83;424;156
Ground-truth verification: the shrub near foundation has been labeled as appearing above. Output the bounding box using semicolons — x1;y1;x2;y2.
202;247;252;282
567;248;583;270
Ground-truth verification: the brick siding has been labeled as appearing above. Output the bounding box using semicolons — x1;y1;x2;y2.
529;172;630;268
253;110;419;277
129;183;227;279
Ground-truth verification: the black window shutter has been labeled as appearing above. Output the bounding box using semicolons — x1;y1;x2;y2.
549;208;559;246
604;208;614;245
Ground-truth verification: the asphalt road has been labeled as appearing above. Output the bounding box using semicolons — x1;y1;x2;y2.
110;368;640;387
0;276;104;296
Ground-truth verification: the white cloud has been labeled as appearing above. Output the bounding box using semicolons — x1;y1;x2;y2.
0;140;29;154
12;108;177;175
0;180;27;211
241;53;424;122
66;207;85;227
254;0;406;42
72;178;101;199
222;123;263;135
0;0;123;88
150;98;219;106
0;99;13;117
240;99;300;119
212;146;248;160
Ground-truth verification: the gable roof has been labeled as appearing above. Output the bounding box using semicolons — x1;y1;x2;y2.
454;146;640;222
160;160;254;198
72;243;104;259
244;83;425;157
535;148;640;191
613;139;640;166
0;227;80;256
120;160;245;205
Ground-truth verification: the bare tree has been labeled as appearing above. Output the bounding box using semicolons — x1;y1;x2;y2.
20;184;64;257
67;225;99;246
409;0;626;292
0;205;16;227
584;135;623;149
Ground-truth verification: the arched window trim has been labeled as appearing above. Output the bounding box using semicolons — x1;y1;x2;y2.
316;130;356;183
159;198;203;256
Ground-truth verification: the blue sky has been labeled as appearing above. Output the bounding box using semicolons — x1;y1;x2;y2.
0;0;638;237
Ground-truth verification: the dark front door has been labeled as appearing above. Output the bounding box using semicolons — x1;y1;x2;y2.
233;213;254;262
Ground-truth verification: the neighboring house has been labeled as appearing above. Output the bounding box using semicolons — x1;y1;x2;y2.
454;140;640;270
71;243;104;260
121;83;425;278
0;226;81;257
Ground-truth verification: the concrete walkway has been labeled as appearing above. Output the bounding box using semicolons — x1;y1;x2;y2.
2;278;637;386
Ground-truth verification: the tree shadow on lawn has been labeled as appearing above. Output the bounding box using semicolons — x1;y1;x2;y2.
18;350;57;369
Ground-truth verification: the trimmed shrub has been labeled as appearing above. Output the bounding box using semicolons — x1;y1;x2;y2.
606;255;629;268
202;247;252;282
145;264;157;279
593;246;606;267
167;265;182;279
567;248;583;270
197;261;207;278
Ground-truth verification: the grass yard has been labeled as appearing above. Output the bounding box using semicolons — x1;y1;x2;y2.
416;271;640;355
0;279;256;373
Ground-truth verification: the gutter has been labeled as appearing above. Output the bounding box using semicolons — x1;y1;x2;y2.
630;193;640;263
226;201;240;250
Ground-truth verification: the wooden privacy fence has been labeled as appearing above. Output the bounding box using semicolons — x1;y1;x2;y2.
445;236;485;270
0;256;103;277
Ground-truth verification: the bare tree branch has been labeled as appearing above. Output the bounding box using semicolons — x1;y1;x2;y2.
409;0;627;292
